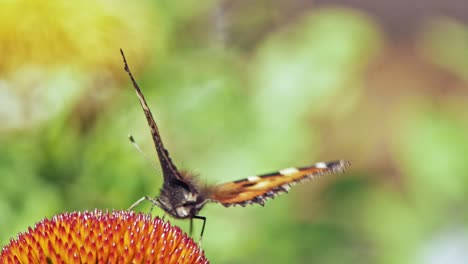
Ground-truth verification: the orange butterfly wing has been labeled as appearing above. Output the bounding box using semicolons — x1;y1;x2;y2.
208;160;350;207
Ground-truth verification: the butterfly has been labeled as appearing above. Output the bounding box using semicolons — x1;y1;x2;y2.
120;49;350;238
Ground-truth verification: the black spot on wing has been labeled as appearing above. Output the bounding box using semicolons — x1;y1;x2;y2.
259;171;280;178
233;178;248;184
241;182;257;187
233;171;280;184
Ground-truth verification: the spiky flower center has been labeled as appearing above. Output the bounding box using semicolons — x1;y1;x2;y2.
1;210;209;264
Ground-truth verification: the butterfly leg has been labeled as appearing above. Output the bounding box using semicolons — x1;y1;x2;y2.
189;218;194;236
128;196;158;211
192;215;207;243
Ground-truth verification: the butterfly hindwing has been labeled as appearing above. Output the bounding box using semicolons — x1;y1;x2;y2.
208;160;350;207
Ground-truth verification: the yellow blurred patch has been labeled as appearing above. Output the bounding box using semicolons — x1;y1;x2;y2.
0;0;163;74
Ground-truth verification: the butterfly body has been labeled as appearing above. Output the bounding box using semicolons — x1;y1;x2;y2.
156;174;207;219
120;49;350;238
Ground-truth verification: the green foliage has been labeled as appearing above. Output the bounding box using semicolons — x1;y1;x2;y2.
1;2;468;264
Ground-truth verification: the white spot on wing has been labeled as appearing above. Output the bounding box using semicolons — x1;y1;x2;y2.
279;167;299;176
247;176;260;182
315;162;328;169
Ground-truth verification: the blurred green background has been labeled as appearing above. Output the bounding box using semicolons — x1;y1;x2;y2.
1;1;468;263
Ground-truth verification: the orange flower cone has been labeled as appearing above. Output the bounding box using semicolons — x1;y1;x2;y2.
1;210;209;264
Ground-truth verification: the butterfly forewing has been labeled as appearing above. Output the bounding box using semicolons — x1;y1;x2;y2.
121;49;188;185
209;160;350;206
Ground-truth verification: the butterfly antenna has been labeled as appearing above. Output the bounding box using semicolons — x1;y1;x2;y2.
128;134;160;171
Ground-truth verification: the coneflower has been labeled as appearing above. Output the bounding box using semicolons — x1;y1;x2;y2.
1;210;209;264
